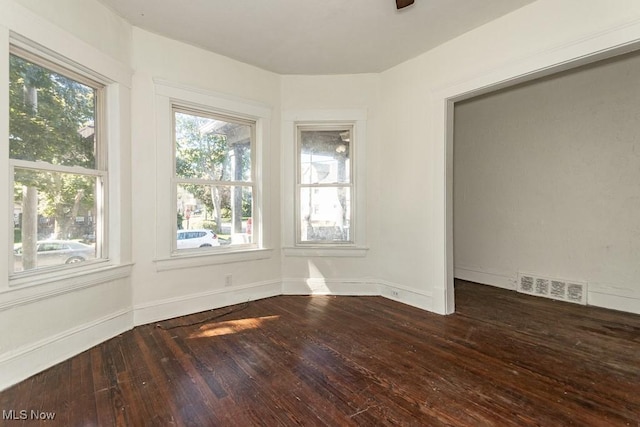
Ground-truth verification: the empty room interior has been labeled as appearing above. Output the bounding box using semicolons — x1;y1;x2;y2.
1;0;639;425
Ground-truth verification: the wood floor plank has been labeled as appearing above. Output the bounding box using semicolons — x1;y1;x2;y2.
68;349;98;426
1;280;639;426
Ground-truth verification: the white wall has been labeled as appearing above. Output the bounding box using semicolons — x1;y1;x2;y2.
14;0;132;65
280;74;383;296
379;0;640;314
130;29;283;325
454;52;640;314
0;0;133;389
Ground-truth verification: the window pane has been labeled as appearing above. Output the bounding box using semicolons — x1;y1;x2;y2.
13;168;98;273
9;54;97;168
300;129;350;184
177;184;253;248
300;186;351;242
175;111;252;182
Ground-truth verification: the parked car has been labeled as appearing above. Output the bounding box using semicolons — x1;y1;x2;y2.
176;229;220;249
14;240;96;271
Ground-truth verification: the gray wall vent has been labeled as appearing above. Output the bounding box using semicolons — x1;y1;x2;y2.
518;273;587;305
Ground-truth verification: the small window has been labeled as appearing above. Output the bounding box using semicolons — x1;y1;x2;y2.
296;124;353;245
9;48;105;274
173;107;256;252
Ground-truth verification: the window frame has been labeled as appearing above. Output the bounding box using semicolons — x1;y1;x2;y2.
295;122;355;246
153;80;273;271
0;12;132;294
171;104;258;255
282;109;368;257
7;45;109;279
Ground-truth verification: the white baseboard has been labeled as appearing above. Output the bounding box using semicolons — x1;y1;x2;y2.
588;291;640;315
455;266;517;290
281;278;380;296
588;282;640;315
282;277;433;311
456;267;640;315
379;280;433;312
0;309;132;391
133;280;282;326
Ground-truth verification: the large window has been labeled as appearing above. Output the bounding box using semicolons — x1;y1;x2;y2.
296;124;353;245
9;48;105;274
173;107;256;252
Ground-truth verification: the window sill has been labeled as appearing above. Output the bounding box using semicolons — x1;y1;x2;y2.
9;260;119;288
282;246;369;257
2;263;133;311
154;248;273;272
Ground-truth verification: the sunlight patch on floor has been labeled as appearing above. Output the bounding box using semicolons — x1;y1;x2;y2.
188;315;280;338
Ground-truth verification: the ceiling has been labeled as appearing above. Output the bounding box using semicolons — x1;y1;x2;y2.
98;0;535;75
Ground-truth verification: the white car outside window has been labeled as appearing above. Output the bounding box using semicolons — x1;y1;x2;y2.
176;229;220;249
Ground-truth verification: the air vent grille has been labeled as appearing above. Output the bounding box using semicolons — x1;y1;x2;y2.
535;278;549;295
518;273;587;305
520;275;534;293
550;280;566;298
567;283;585;303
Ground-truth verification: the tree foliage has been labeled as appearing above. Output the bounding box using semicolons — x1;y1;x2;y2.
175;112;252;233
9;55;95;167
10;54;97;240
175;112;228;232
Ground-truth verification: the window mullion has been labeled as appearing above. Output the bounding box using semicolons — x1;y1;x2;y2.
10;159;106;177
174;177;254;187
298;183;351;189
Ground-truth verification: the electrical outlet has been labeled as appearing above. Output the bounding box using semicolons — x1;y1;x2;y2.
391;290;399;298
225;274;232;287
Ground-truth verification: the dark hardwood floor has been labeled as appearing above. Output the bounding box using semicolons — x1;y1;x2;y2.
1;280;639;426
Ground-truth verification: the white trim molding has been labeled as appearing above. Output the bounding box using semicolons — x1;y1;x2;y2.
133;279;281;326
587;282;640;315
153;79;273;265
154;248;273;272
1;264;133;310
282;108;368;255
379;280;434;312
281;277;433;312
282;246;369;258
154;78;272;119
282;278;380;296
454;265;517;291
434;14;640;317
2;4;132;86
587;290;640;315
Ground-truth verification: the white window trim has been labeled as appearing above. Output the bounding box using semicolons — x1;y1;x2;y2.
171;106;257;254
282;109;368;257
8;47;108;278
153;80;272;270
295;122;355;245
1;14;131;292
